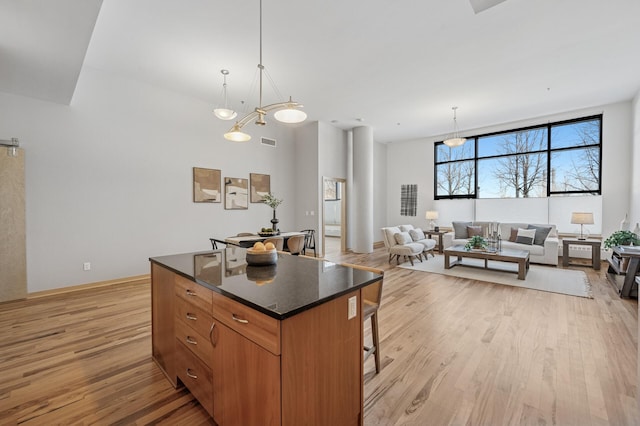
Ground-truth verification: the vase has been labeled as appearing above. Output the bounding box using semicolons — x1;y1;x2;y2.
633;222;640;236
271;210;279;232
620;213;630;231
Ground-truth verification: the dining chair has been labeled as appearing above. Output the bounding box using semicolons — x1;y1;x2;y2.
286;235;306;255
209;238;228;250
300;229;317;257
341;262;384;374
264;237;284;251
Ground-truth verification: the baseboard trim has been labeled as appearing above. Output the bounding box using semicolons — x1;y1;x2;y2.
28;274;151;299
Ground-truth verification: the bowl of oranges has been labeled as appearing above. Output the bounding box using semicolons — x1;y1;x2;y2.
245;241;278;266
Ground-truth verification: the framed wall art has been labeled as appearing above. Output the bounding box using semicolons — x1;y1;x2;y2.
224;177;249;209
250;173;271;203
193;167;221;203
400;184;417;216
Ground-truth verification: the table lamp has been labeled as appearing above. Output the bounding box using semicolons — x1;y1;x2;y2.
571;212;594;240
426;211;439;231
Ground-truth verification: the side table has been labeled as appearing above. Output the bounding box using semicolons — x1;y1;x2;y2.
424;230;447;254
562;238;601;270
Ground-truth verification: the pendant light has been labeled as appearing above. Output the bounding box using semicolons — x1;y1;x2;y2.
443;107;466;148
224;0;306;142
213;69;237;120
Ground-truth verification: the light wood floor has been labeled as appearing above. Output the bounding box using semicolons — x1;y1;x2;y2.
0;248;637;425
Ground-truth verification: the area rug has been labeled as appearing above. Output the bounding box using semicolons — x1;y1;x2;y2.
398;256;592;298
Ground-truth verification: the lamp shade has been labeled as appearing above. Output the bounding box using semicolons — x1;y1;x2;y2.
213;107;237;120
570;212;594;225
425;211;439;220
443;137;466;147
274;106;307;124
224;124;251;142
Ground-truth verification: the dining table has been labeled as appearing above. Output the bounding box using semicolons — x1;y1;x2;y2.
224;231;306;248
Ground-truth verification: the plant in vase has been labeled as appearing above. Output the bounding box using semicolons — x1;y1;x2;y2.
465;235;488;251
603;230;640;250
262;193;283;233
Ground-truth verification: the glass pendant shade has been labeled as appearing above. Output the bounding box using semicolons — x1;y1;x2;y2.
224;124;251;142
443;137;466;147
274;106;307;124
214;107;237;121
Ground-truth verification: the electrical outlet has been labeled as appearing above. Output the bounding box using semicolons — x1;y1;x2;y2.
83;262;91;271
348;296;357;319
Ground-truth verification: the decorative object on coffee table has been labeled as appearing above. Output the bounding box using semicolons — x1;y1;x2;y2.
263;193;283;232
465;235;488;251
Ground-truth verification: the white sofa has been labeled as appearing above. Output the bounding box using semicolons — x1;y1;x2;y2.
443;221;559;266
381;225;437;265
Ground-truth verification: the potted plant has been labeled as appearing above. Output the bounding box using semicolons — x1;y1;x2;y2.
262;193;283;233
465;235;488;251
604;230;639;272
603;230;640;250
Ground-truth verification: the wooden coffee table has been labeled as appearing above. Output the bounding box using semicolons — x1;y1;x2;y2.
444;245;530;280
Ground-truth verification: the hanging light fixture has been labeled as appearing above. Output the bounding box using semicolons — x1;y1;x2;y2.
224;0;306;142
443;106;466;148
213;69;237;121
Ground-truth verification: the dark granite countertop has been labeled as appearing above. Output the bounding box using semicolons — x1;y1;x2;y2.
149;247;382;320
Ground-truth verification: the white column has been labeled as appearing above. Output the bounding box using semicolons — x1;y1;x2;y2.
346;130;353;251
352;126;374;253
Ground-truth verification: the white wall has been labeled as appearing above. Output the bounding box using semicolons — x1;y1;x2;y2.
0;66;299;292
631;91;640;228
385;102;633;238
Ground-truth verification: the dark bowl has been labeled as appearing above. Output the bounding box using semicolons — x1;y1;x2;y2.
245;249;278;266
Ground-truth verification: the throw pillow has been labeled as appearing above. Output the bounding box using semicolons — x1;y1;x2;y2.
528;224;552;246
509;228;518;242
394;232;412;245
467;225;483;237
399;225;414;232
409;228;425;241
515;228;536;245
452;221;472;239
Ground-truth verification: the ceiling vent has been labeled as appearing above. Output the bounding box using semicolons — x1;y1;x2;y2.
261;137;277;147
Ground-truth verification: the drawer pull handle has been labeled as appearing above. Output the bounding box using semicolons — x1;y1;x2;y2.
209;322;216;346
186;336;198;345
185;289;196;297
186;369;198;379
186;313;197;321
232;314;249;324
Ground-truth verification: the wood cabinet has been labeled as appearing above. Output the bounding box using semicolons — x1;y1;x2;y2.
150;257;374;426
151;263;176;387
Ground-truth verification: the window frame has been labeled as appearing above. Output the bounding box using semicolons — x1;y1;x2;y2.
434;114;602;200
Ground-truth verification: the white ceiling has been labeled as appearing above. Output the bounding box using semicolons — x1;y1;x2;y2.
2;0;640;143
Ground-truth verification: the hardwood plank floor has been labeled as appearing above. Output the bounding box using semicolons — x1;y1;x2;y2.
0;248;636;425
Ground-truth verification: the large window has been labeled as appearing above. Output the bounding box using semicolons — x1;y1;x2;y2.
434;115;601;199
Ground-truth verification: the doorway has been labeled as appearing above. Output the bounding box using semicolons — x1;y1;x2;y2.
322;177;346;257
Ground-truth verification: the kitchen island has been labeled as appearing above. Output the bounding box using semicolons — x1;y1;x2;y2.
150;247;382;426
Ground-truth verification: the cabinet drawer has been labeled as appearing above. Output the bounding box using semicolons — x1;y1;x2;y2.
175;316;214;361
175;274;213;312
175;296;214;339
211;291;281;355
176;341;213;418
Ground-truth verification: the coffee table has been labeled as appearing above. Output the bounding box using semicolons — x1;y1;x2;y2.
444;245;530;280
